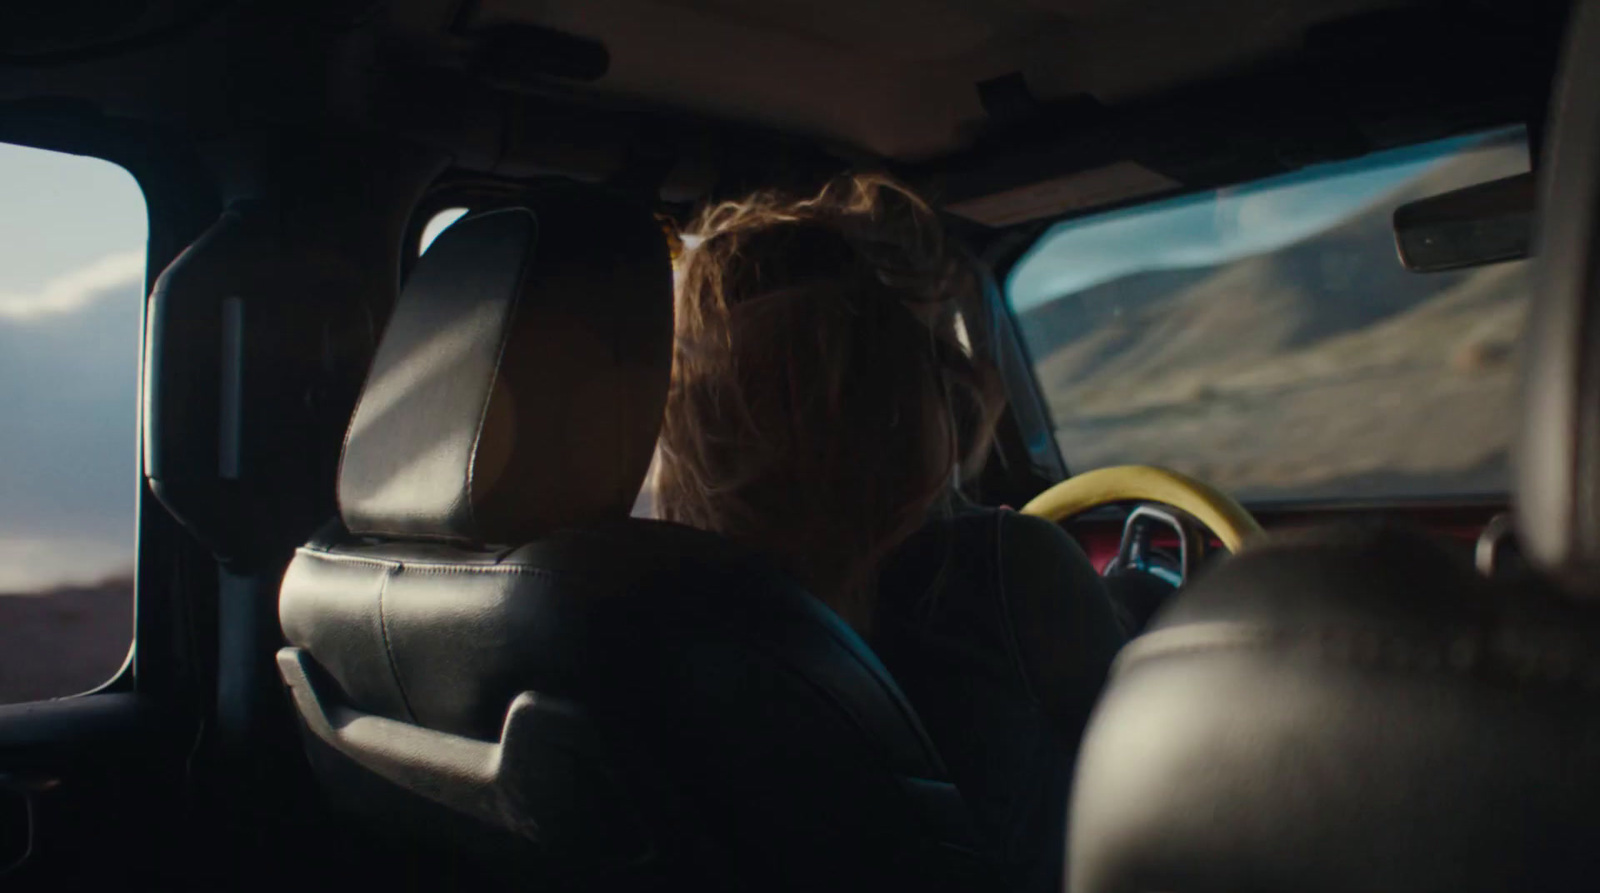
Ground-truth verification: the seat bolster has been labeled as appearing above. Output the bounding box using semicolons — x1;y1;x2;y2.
280;545;411;725
281;535;590;742
1071;524;1600;893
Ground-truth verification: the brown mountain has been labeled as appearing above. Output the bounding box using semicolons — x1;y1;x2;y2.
0;576;132;705
1014;132;1530;501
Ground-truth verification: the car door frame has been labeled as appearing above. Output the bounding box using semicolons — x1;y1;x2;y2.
0;112;223;890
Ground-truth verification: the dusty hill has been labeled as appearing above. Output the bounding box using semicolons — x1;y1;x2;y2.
1016;134;1530;501
0;576;132;704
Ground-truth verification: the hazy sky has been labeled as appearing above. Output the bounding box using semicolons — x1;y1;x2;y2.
1007;130;1519;313
0;143;146;591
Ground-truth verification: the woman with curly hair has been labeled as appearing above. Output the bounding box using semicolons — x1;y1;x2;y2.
656;174;1134;892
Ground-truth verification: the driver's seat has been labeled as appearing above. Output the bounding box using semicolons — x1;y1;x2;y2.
275;186;985;891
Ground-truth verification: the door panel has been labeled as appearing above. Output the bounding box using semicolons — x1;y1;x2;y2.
0;695;188;889
0;129;217;890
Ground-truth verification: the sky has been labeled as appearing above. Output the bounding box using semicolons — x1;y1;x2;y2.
1007;130;1520;313
0;143;146;591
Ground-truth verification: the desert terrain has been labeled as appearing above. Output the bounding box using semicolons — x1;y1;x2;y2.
1017;144;1530;503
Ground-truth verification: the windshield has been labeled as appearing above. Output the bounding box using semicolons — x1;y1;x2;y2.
1008;127;1530;503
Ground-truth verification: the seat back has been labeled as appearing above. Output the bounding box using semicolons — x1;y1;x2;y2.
1066;5;1600;891
276;186;983;890
1068;524;1600;893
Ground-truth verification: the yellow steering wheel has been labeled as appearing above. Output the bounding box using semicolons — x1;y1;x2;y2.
1021;465;1264;582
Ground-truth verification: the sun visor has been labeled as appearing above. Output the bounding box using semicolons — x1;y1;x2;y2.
944;161;1180;228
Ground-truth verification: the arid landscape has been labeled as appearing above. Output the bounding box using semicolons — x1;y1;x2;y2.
0;576;132;704
1017;142;1530;503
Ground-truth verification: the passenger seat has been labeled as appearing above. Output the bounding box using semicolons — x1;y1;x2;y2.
275;185;990;891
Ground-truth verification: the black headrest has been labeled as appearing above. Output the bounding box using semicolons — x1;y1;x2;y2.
1516;0;1600;592
337;187;672;544
1070;524;1600;893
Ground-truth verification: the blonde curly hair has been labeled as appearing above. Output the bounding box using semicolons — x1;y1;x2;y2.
656;174;1002;629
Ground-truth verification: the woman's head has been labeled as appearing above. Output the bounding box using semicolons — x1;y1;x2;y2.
655;174;1004;627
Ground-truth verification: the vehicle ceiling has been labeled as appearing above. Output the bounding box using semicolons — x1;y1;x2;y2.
391;0;1420;160
0;0;1569;224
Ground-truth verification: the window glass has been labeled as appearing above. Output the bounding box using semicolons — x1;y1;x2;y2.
1008;127;1530;503
418;207;468;255
0;143;145;703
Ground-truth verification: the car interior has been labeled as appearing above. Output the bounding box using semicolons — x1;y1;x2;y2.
0;0;1593;890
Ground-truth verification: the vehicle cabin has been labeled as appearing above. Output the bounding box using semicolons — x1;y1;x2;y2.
0;1;1591;891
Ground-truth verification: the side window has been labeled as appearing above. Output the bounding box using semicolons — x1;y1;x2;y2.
0;143;146;704
418;207;468;256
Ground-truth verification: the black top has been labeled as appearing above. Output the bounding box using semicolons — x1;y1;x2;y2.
872;507;1132;893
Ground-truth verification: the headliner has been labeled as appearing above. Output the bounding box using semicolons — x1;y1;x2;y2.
0;0;1556;221
414;0;1414;160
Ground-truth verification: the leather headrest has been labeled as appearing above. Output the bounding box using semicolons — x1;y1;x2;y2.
337;187;672;544
1516;0;1600;593
1069;524;1600;893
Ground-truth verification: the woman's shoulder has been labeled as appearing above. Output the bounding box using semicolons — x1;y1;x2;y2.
994;508;1090;560
923;501;1085;559
915;503;1110;621
885;503;1095;609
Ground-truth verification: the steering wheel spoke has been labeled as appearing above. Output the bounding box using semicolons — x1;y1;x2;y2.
1020;465;1263;587
1107;504;1212;585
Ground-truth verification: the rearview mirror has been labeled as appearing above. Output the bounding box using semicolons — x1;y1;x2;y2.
1392;172;1534;272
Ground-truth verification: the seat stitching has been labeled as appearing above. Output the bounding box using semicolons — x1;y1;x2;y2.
374;566;420;723
297;547;568;577
1120;621;1599;689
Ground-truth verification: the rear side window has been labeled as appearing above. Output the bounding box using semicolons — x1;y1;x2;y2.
0;143;145;704
418;206;468;255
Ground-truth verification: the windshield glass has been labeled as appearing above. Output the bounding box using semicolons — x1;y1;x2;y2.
1007;127;1530;503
